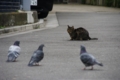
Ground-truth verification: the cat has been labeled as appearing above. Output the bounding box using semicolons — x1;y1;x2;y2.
67;25;98;41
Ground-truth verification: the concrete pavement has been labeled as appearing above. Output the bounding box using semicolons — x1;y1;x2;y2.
52;4;120;12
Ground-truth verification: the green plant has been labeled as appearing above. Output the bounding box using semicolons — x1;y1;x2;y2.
91;0;97;5
105;0;114;7
81;0;86;4
117;0;120;8
0;26;5;29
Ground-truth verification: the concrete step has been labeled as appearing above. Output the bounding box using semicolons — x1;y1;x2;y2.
0;19;45;35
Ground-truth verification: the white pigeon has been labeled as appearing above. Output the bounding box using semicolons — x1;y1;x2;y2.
7;41;21;62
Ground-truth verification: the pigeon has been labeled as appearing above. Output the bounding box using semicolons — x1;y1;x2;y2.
7;41;21;62
28;44;44;66
80;45;103;70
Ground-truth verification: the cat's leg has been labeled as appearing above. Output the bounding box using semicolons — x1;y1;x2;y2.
76;36;80;40
80;38;83;41
78;34;83;40
70;37;74;40
70;35;73;40
70;38;73;40
76;32;80;40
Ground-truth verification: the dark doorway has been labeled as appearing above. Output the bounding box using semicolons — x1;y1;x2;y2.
69;0;77;3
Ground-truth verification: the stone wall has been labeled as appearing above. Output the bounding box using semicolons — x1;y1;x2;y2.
0;11;38;28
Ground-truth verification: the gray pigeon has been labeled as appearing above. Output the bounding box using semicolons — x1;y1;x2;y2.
80;45;103;70
28;44;44;66
7;41;21;62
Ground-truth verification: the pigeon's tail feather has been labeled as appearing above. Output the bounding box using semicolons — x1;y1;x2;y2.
28;63;33;66
28;60;34;66
96;61;103;66
6;54;15;62
6;59;12;62
97;63;103;66
6;59;11;62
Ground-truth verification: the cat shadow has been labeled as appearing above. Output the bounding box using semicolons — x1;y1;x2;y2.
67;39;89;42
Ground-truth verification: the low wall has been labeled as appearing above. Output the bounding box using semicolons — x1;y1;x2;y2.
85;0;120;7
0;11;38;28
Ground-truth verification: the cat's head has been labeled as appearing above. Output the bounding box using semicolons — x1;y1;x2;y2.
67;25;75;34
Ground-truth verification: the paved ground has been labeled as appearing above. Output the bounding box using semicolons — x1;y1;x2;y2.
53;4;120;12
0;4;120;80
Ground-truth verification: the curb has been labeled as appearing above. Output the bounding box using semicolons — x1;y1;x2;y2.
0;19;45;35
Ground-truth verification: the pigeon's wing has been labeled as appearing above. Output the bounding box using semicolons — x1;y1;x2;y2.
7;52;16;62
34;50;44;62
80;53;95;66
28;51;38;66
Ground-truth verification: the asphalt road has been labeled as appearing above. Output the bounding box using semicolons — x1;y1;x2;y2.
0;12;120;80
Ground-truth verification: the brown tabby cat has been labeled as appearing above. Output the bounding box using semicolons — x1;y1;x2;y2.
67;25;98;40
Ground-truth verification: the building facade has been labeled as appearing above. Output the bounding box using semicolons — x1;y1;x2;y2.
0;0;119;13
54;0;82;3
0;0;21;12
54;0;120;7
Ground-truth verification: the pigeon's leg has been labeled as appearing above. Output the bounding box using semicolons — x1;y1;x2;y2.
35;63;37;65
83;66;86;70
13;60;16;62
36;63;39;66
35;63;39;66
91;66;94;70
13;57;17;62
80;38;82;41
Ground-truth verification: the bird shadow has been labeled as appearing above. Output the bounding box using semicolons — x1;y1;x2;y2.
82;68;103;71
28;65;43;67
6;60;19;63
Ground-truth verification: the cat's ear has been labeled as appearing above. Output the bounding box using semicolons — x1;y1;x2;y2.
68;25;70;28
72;26;74;28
